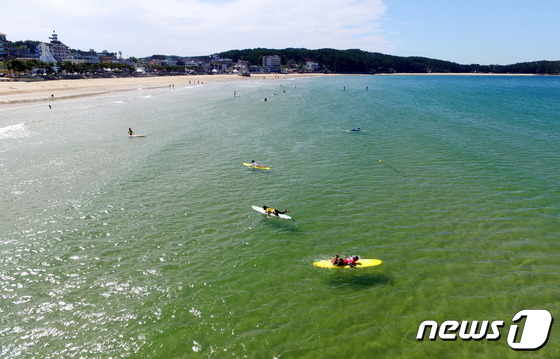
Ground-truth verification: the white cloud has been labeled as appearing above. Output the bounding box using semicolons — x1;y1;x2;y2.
1;0;391;57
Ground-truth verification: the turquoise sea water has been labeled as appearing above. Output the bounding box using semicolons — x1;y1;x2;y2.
0;75;559;358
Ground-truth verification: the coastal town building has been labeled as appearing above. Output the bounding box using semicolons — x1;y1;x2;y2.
38;31;70;63
148;58;165;67
262;55;281;72
237;60;250;76
0;33;7;59
67;49;102;64
210;55;233;73
97;50;117;63
0;33;38;59
67;49;135;68
306;62;319;71
185;58;203;67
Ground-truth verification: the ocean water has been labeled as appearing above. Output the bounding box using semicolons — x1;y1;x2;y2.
0;75;559;358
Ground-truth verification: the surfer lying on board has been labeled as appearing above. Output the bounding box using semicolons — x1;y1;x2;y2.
331;254;360;267
262;206;290;217
349;128;361;132
128;128;134;135
251;160;261;167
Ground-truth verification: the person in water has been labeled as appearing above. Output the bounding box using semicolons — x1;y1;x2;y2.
128;128;134;135
262;206;290;217
331;254;360;267
350;128;361;132
251;160;260;167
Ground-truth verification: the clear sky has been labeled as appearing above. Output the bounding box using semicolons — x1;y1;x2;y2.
1;0;558;65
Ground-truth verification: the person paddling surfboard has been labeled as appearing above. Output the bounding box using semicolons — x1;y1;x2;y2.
262;206;290;217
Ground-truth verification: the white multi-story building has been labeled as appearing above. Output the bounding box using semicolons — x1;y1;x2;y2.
38;31;70;63
262;55;281;72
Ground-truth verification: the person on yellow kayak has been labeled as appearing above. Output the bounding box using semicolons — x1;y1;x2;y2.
262;206;290;217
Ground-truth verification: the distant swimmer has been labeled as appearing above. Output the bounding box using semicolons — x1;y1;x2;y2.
264;97;268;102
331;254;360;268
348;128;361;132
251;160;260;167
262;206;290;217
128;128;134;135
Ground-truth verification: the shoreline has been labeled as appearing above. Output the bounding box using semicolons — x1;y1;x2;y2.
1;72;547;106
0;73;335;106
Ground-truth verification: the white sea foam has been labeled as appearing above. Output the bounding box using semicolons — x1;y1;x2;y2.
0;123;31;139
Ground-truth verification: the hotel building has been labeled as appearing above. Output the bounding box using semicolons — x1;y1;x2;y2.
262;55;282;73
38;31;70;63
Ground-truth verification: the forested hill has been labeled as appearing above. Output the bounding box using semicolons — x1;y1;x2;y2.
217;48;560;74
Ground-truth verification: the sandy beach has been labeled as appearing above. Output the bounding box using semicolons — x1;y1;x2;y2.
0;73;333;105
